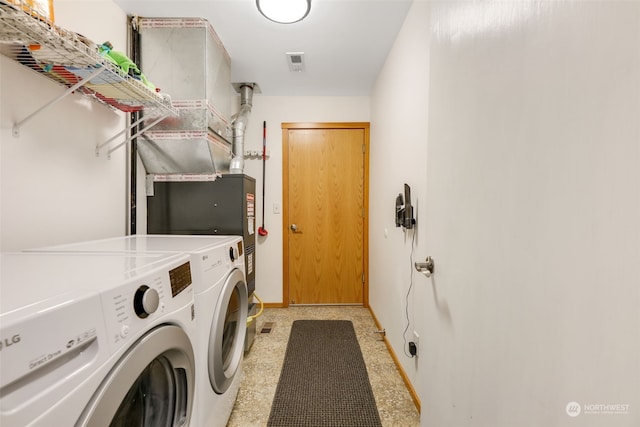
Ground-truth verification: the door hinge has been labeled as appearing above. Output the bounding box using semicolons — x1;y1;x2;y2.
362;273;365;284
362;144;365;153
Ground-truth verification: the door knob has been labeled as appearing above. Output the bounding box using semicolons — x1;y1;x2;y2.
290;223;300;232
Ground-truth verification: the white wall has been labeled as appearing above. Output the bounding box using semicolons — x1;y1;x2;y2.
1;0;128;251
369;0;431;402
420;1;639;426
371;1;640;425
224;96;371;303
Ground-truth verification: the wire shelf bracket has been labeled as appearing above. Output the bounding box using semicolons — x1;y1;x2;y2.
96;113;171;159
12;66;107;137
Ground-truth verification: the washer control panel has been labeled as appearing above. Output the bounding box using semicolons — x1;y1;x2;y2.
101;256;193;352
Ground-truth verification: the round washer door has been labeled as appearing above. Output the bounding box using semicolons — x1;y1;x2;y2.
77;324;195;427
208;268;248;394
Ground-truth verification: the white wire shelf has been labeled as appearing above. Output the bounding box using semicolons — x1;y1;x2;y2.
0;0;177;154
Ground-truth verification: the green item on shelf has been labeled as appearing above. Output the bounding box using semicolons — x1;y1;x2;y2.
107;49;140;75
98;41;155;89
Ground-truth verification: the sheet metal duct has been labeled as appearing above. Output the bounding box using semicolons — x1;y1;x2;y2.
137;130;232;175
134;18;258;176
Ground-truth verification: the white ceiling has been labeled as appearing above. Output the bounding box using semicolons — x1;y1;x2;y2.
113;0;413;96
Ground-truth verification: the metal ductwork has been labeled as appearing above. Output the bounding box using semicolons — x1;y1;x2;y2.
135;19;262;177
230;83;258;174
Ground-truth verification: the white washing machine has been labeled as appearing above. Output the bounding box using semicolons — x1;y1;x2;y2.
0;251;196;426
29;235;249;427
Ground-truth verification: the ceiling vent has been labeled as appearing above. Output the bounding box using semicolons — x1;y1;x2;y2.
286;52;305;72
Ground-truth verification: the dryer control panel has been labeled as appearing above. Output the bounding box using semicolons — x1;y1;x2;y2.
190;237;245;294
229;241;243;262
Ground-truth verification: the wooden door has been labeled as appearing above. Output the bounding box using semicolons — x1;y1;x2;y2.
283;123;369;305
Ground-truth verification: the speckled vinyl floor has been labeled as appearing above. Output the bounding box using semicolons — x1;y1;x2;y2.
227;306;420;427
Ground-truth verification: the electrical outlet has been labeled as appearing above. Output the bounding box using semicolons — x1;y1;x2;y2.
413;331;419;355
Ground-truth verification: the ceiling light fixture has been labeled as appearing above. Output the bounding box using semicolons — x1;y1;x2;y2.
256;0;311;24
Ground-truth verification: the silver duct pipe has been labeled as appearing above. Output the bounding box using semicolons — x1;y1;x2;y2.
229;83;257;174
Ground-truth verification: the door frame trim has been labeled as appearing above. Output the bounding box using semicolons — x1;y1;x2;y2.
282;122;370;307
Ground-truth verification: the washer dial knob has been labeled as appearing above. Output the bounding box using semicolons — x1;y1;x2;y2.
133;285;159;318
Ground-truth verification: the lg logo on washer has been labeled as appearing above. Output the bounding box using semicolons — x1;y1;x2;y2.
0;334;21;351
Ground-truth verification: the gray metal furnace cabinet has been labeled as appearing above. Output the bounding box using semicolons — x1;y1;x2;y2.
146;174;256;294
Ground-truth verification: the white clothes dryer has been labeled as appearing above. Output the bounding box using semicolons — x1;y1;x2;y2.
29;234;249;427
0;251;196;426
